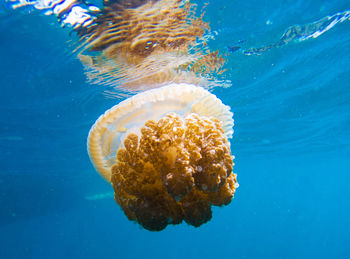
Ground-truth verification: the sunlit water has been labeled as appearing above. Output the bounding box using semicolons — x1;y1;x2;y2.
1;0;350;258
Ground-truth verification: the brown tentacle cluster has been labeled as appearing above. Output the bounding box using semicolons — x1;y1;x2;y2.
111;113;237;231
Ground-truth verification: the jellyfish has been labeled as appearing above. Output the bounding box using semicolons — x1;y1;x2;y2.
88;83;238;231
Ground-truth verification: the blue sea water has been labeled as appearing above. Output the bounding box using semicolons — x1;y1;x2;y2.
1;0;350;258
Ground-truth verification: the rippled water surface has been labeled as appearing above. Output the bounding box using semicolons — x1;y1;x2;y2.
1;0;350;258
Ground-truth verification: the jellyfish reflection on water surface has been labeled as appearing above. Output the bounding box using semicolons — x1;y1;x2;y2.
77;0;226;92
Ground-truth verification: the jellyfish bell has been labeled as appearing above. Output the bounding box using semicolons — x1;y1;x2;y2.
87;83;238;231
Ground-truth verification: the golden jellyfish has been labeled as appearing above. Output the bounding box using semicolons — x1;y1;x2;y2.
88;83;238;231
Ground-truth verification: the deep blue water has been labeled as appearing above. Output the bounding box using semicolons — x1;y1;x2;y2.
1;0;350;258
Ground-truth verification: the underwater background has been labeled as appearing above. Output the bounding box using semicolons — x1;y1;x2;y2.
1;0;350;258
